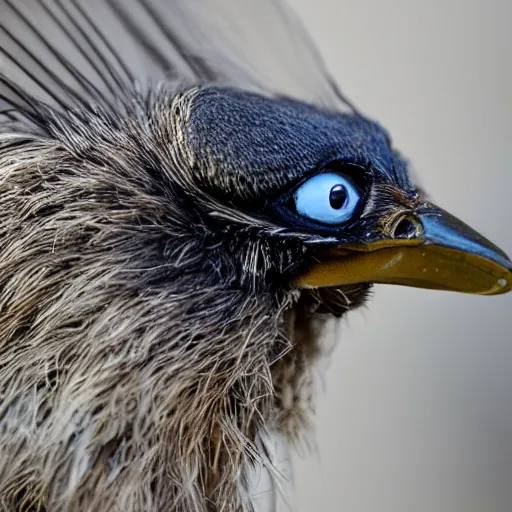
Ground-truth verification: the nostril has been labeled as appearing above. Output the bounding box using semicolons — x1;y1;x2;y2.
393;216;421;239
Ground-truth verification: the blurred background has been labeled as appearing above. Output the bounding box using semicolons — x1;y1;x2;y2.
287;1;512;511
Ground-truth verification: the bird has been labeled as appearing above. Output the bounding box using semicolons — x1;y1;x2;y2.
0;1;510;511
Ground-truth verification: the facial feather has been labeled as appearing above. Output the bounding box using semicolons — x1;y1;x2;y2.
0;78;371;510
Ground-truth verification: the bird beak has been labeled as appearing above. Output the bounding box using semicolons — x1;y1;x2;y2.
297;204;512;295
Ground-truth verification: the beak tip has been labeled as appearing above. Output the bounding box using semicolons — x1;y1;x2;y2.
486;261;512;295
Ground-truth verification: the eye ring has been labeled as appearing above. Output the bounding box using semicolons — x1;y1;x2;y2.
293;171;363;225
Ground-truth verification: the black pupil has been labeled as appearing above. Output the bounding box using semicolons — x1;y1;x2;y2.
329;185;348;209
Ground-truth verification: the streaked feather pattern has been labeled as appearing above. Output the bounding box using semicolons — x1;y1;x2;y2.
0;2;363;511
0;0;354;123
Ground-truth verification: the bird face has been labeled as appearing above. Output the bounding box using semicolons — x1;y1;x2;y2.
182;86;512;301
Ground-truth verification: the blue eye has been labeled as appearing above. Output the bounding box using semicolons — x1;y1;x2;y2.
294;172;362;225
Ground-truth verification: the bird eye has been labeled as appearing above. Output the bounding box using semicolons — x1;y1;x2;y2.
294;172;362;225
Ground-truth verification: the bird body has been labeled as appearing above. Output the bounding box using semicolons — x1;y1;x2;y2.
0;81;355;511
0;1;510;511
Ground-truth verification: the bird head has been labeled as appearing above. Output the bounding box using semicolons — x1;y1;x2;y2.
165;85;512;309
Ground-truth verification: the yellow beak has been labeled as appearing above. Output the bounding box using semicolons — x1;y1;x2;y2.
296;205;512;295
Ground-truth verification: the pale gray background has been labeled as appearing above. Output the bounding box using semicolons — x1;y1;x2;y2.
287;1;512;511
